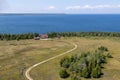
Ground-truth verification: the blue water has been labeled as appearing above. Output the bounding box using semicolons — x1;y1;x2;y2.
0;14;120;34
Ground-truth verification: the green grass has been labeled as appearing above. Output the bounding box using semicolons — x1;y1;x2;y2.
0;37;120;80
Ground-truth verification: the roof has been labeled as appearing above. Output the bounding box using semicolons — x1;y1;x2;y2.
40;34;48;39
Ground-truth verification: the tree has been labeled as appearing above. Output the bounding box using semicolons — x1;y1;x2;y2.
60;57;71;68
71;76;80;80
59;69;69;78
71;54;78;62
59;47;111;79
34;33;39;37
91;65;101;78
70;62;79;73
81;68;90;78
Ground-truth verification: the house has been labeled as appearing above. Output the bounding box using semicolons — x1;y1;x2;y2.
34;36;40;40
40;34;48;39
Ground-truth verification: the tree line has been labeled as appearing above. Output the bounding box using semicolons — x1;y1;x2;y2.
0;33;39;41
59;46;112;80
48;32;120;38
1;32;120;41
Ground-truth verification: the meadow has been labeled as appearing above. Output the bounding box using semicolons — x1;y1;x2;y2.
0;39;73;80
0;37;120;80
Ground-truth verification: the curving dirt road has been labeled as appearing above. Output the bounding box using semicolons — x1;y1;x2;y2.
25;42;77;80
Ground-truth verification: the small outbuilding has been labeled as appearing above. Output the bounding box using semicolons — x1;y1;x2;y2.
40;34;48;39
34;36;40;40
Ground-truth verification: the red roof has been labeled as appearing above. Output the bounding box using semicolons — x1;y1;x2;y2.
41;34;48;39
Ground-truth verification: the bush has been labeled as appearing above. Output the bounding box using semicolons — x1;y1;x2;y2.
91;65;101;78
60;57;71;68
107;53;113;58
71;54;78;62
71;76;80;80
98;46;108;51
70;62;79;73
59;69;69;78
82;68;90;78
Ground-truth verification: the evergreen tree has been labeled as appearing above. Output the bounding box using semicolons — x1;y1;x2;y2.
59;69;69;78
71;76;80;80
60;57;71;68
81;68;90;78
91;65;101;78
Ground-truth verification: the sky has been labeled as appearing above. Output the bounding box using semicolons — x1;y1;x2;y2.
1;0;120;14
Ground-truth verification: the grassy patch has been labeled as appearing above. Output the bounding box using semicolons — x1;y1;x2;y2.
0;37;120;80
0;39;73;80
30;37;120;80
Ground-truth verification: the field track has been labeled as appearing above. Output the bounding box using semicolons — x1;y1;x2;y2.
25;41;77;80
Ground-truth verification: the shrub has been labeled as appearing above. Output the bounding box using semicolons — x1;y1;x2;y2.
71;54;78;62
71;76;80;80
70;62;79;73
60;57;71;68
91;65;101;78
82;68;90;78
59;69;69;78
98;46;108;51
107;53;113;58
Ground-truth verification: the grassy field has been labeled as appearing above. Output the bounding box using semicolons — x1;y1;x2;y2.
0;39;73;80
0;37;120;80
30;37;120;80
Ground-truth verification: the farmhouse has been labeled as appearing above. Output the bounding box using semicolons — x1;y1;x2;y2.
40;34;48;39
34;34;48;40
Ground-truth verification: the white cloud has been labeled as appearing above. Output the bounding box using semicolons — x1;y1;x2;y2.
116;5;120;7
66;5;120;10
47;6;56;10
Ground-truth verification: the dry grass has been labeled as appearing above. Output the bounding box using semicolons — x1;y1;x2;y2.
0;39;73;80
30;37;120;80
0;37;120;80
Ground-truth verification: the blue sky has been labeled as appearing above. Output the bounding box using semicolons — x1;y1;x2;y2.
1;0;120;14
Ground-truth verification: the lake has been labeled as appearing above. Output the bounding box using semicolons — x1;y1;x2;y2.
0;14;120;34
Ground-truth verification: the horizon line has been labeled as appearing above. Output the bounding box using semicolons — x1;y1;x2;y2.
0;13;120;15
